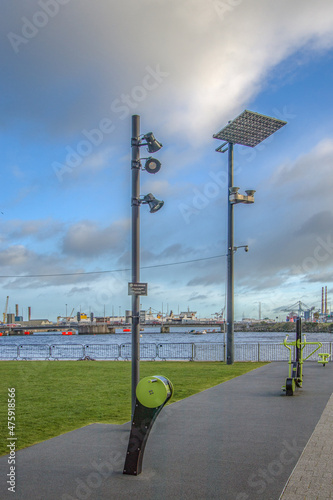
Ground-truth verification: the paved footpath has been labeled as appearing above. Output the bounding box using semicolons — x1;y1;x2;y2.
280;391;333;500
1;362;332;499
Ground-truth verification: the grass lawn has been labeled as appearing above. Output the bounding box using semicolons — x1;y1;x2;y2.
0;360;267;455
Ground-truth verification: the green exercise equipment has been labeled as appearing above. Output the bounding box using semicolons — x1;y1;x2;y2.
282;318;323;396
318;352;331;366
123;375;173;475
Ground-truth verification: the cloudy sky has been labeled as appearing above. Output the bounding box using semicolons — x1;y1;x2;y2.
1;0;333;321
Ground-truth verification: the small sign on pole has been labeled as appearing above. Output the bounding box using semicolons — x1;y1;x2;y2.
128;282;148;296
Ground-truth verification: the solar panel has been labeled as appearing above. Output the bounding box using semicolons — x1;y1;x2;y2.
213;110;287;147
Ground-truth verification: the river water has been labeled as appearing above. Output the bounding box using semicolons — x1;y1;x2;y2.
1;326;332;346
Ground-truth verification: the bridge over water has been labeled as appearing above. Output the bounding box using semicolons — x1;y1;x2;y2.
0;324;116;335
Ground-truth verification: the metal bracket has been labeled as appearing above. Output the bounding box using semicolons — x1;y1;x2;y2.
131;197;141;207
215;141;229;153
229;193;255;204
131;160;142;169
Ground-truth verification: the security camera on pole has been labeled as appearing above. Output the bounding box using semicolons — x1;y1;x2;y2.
130;115;164;417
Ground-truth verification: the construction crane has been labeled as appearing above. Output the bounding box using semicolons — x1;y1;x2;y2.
57;308;76;324
67;308;75;321
3;296;9;323
274;300;315;319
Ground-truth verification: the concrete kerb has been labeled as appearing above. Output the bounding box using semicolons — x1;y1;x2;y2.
279;391;333;499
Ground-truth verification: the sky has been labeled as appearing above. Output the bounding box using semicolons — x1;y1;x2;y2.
1;0;333;322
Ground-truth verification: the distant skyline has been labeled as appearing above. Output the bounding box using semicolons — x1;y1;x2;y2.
1;1;333;321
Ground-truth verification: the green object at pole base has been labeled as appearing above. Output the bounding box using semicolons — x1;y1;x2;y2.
123;375;173;476
136;375;173;408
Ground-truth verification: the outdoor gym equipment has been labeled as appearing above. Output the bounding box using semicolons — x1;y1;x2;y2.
123;375;173;475
318;352;331;366
282;318;323;396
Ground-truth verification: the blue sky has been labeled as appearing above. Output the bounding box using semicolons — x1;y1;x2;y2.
1;0;333;321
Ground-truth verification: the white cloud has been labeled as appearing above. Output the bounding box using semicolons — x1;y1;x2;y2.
62;219;130;258
3;0;333;143
2;0;333;319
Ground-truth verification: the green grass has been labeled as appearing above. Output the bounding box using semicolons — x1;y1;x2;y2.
0;360;267;455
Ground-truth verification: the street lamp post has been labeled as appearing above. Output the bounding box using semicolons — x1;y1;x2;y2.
214;110;287;364
227;143;234;365
131;115;141;414
130;115;164;416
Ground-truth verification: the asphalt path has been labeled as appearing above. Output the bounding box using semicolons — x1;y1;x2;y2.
1;362;332;500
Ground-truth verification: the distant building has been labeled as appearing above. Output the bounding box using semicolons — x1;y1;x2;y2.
179;311;197;323
18;319;53;327
6;314;15;324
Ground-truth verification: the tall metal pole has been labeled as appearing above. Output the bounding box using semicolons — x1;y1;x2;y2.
131;114;140;416
227;142;234;365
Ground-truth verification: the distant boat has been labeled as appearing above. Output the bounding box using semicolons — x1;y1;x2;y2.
190;329;207;335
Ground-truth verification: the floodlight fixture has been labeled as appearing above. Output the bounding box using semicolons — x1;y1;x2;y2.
142;132;163;153
245;189;256;197
141;193;164;213
130;115;165;418
144;157;162;174
213;109;287;148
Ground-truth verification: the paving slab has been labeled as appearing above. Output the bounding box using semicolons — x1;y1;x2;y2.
0;362;332;500
280;391;333;500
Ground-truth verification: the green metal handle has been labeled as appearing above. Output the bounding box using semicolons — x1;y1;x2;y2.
303;341;323;361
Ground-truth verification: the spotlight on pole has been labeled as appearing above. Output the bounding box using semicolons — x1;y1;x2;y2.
144;157;162;174
142;132;163;153
141;193;164;213
130;116;165;418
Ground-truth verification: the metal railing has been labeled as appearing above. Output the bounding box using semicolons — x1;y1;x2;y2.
0;342;332;361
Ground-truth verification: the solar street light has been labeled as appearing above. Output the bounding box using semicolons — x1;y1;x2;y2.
214;110;287;364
